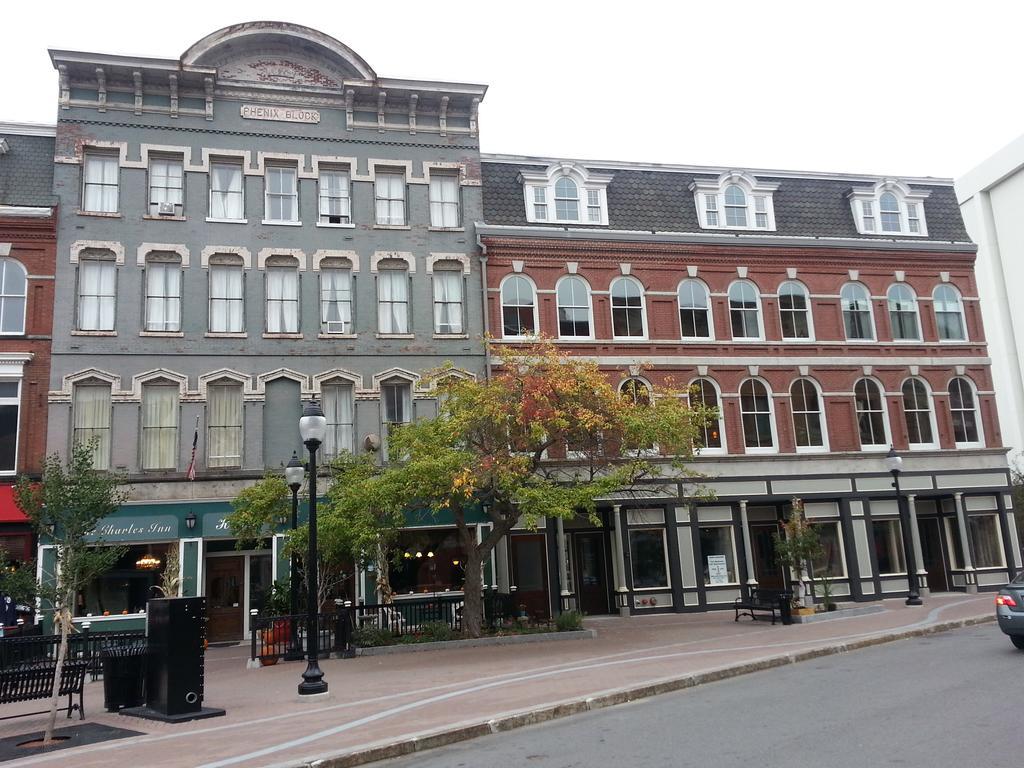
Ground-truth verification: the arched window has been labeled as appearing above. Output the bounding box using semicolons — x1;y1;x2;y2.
739;379;775;451
948;377;981;446
854;378;888;449
851;182;927;236
729;281;762;340
500;275;537;338
840;282;874;340
724;185;747;227
556;276;592;338
619;377;652;406
902;378;936;447
554;177;579;221
678;280;712;339
610;277;646;339
790;379;826;450
0;259;27;335
778;281;812;340
933;284;967;341
880;192;901;232
887;284;920;341
689;378;724;451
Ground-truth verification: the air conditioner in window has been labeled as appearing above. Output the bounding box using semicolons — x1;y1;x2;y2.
157;202;177;216
326;321;349;334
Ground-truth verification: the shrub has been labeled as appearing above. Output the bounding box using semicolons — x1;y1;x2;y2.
555;610;584;632
352;626;393;648
418;621;456;642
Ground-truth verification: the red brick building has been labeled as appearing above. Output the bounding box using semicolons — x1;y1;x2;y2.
478;158;1017;617
0;122;56;567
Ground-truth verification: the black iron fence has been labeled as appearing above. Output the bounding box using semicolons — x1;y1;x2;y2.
0;627;146;679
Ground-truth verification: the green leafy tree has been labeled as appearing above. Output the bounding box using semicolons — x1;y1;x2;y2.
357;340;714;637
14;442;126;745
0;549;36;607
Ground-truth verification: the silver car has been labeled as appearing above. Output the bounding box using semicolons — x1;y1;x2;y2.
996;572;1024;649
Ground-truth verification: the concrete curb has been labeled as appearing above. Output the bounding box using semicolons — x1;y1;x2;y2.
353;628;596;656
287;614;994;768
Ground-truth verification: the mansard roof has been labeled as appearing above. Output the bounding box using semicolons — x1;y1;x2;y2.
0;124;55;208
481;155;970;244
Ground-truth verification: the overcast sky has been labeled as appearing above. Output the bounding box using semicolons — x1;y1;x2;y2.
4;1;1021;179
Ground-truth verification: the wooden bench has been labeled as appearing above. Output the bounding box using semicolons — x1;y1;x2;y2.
734;588;787;625
0;660;88;720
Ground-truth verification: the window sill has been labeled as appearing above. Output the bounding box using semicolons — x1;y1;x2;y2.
262;333;303;339
316;221;355;229
731;337;766;343
433;333;469;339
743;448;778;455
680;336;715;342
781;337;815;343
558;335;595;342
261;219;302;227
631;586;671;592
205;332;247;338
907;444;939;451
859;444;890;452
76;210;120;218
139;331;184;337
373;224;411;230
317;332;358;339
428;226;466;232
376;333;415;339
143;215;186;222
205;217;248;224
703;582;741;588
73;613;145;623
71;330;116;336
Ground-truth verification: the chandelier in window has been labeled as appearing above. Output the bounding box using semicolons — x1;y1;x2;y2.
136;553;161;570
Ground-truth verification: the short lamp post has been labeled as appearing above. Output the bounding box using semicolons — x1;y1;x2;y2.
885;446;923;606
298;401;328;696
284;451;305;661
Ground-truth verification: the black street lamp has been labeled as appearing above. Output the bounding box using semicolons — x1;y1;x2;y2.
284;451;305;661
298;401;328;696
885;446;923;606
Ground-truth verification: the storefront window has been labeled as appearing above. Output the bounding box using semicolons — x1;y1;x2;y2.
699;526;737;585
871;519;906;575
389;529;466;595
629;528;669;589
945;518;965;569
969;514;1005;568
811;522;846;578
76;543;173;616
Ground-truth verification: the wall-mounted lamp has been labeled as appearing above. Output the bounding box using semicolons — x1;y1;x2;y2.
185;511;197;531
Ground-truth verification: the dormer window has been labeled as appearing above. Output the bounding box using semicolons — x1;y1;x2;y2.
849;180;930;236
690;171;778;231
521;163;612;225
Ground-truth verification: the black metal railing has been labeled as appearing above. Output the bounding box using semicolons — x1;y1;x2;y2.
249;612;344;663
0;628;146;679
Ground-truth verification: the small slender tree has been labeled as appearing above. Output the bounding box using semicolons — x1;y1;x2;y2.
14;442;125;745
772;499;824;608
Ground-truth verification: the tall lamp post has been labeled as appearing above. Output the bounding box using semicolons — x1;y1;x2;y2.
885;446;923;606
284;451;304;661
298;401;328;695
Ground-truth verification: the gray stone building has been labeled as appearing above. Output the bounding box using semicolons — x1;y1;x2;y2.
43;22;487;639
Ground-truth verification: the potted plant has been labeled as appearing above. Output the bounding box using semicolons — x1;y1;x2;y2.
772;499;824;614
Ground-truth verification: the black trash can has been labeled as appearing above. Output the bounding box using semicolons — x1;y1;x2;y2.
778;591;794;626
102;646;146;711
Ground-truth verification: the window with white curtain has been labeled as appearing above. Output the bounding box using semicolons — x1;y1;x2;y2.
148;156;183;216
207;383;243;468
375;171;406;225
740;379;775;450
841;282;874;340
933;284;967;341
378;267;409;334
790;379;825;450
557;276;592;338
266;260;299;333
902;378;935;446
73;384;111;469
0;381;19;474
949;377;981;446
322;382;354;458
78;258;117;331
429;174;460;228
432;268;463;334
318;169;351;225
209;161;244;220
144;257;181;332
501;275;536;337
778;281;812;340
678;280;711;339
82;153;119;213
320;263;353;334
264;165;298;223
0;259;27;335
141;384;178;470
887;284;921;340
610;277;646;339
855;378;888;448
209;259;244;333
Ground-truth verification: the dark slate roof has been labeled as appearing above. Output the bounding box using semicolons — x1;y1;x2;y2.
0;133;56;208
481;160;970;243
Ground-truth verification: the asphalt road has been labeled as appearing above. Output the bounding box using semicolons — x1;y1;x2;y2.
377;624;1024;768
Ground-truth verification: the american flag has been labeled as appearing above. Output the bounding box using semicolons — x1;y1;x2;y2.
185;415;199;480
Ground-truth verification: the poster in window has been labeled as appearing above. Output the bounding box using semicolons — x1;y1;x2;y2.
707;554;729;585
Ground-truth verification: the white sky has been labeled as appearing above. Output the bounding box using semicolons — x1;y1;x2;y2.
4;0;1022;179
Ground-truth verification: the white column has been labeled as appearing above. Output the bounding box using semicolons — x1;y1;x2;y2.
556;517;572;610
495;534;510;592
954;492;977;593
611;504;629;616
907;495;928;597
739;500;757;587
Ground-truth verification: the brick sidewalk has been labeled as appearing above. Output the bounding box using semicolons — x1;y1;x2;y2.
0;593;995;767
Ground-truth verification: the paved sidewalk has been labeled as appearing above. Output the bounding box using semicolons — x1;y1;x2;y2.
0;593;996;767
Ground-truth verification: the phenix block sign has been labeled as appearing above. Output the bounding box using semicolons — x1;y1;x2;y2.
240;104;321;124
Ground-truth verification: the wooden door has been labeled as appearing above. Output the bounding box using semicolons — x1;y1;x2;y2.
574;532;610;615
751;524;784;590
510;534;550;620
206;556;244;642
918;518;949;592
